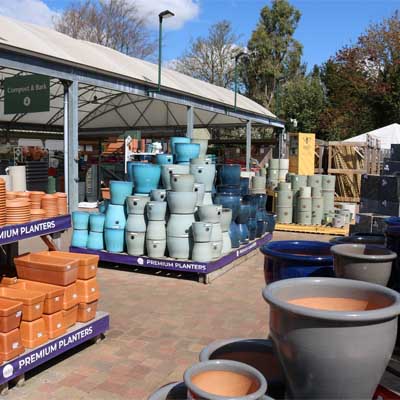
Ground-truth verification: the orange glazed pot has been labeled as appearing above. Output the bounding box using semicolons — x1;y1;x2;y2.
62;283;79;310
36;251;98;280
63;305;78;328
77;301;98;323
15;253;78;286
76;278;99;303
20;318;48;348
0;287;45;321
0;328;24;361
42;311;66;339
0;298;23;333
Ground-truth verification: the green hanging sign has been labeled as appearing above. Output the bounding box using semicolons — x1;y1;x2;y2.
4;74;50;114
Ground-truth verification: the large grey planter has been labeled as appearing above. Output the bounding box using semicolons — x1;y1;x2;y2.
125;231;145;256
263;277;400;399
167;214;195;237
198;205;222;223
146;201;167;221
126;214;146;232
192;242;213;262
146;239;166;258
170;174;195;192
193;183;206;206
161;164;189;189
331;243;396;286
167;236;193;259
190;164;216;191
146;220;166;240
126;195;149;215
167;191;197;214
192;222;213;242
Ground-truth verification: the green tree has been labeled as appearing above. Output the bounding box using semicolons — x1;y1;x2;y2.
243;0;303;112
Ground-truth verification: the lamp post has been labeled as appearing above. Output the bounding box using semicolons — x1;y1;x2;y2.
233;51;248;111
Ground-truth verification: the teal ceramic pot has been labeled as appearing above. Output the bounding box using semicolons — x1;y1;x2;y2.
104;228;125;253
110;180;133;205
146;201;167;221
87;231;104;250
126;195;150;215
146;220;166;240
126;214;146;232
127;161;142;182
125;231;145;256
105;204;126;230
161;164;190;190
150;189;167;202
175;143;200;163
71;229;88;248
190;164;216;191
132;164;161;194
170;136;191;155
89;213;105;233
72;211;89;230
155;154;173;165
167;236;193;259
146;239;167;258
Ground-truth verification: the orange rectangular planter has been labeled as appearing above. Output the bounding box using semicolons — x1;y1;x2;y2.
62;283;79;310
36;251;99;280
76;278;99;303
0;287;45;321
77;301;98;323
0;328;24;361
0;298;23;333
63;305;78;329
42;311;66;339
15;253;79;286
20;318;48;348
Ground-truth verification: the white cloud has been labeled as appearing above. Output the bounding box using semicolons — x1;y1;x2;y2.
0;0;58;27
133;0;200;30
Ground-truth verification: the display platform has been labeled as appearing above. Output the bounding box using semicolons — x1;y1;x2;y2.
275;223;349;236
70;233;272;277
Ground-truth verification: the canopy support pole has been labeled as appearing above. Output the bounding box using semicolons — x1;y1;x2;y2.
187;106;194;138
62;81;69;201
246;120;252;171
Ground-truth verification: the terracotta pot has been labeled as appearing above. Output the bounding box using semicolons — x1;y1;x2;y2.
77;300;98;323
263;277;400;399
62;283;79;310
42;311;66;339
331;243;396;286
63;305;78;328
0;298;23;333
0;328;24;361
183;360;267;400
20;318;48;348
101;187;110;200
76;278;99;303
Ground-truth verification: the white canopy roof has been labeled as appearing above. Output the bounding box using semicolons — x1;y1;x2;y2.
344;124;400;150
0;16;280;132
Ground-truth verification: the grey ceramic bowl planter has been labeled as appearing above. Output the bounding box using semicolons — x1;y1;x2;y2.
170;174;195;192
263;277;400;399
167;191;197;214
331;243;397;286
184;360;268;400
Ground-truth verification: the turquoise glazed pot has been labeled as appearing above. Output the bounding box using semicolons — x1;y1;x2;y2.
132;164;161;194
98;200;109;214
155;154;173;165
72;211;89;230
87;231;104;250
105;204;126;230
89;213;105;233
104;228;125;253
71;229;88;248
127;161;142;182
170;136;191;155
175;143;200;164
110;180;133;205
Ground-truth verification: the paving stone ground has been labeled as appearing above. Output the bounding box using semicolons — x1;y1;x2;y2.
10;230;398;399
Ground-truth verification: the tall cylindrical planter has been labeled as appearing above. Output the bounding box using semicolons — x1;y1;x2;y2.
105;204;126;230
322;174;336;190
263;277;400;399
87;231;104;250
71;229;88;248
104;228;125;253
109;180;133;205
146;239;166;258
125;231;145;256
89;213;105;233
311;196;323;225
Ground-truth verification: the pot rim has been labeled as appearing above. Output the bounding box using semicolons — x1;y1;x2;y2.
263;277;400;322
330;243;396;261
183;360;267;400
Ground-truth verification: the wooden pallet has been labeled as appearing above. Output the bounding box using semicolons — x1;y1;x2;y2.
275;223;349;236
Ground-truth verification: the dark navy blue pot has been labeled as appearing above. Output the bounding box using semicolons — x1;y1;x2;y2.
242;195;257;218
214;193;241;220
240;177;250;196
264;213;276;233
238;223;249;244
236;204;250;224
385;217;400;293
217;185;241;195
229;222;241;248
253;194;267;210
261;240;334;284
330;233;385;246
217;164;241;186
247;218;257;240
256;220;266;237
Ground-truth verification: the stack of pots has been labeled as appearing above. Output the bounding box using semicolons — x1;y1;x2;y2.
250;175;266;195
175;143;200;165
155;153;173;165
197;205;223;259
170;136;190;160
146;190;167;257
191;221;213;262
267;158;279;189
87;213;105;250
278;158;289;182
221;208;233;254
190;157;215;206
161;164;190;190
71;211;90;248
105;181;132;252
131;164;161;195
125;195;149;256
276;182;293;224
244;196;257;240
322;174;336;223
290;175;307;223
167;174;197;259
308;174;324;225
236;204;250;244
296;186;312;225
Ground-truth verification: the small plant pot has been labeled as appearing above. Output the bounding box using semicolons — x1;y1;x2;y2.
170;174;195;192
175;143;200;163
125;231;146;256
109;180;133;205
192;222;213;243
89;213;105;233
126;195;150;215
72;211;89;230
146;239;167;258
147;201;167;221
331;243;397;286
197;205;222;223
150;189;167;202
155;154;173;165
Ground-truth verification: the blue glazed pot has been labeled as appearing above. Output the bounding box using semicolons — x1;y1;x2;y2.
236;204;250;224
229;222;241;248
238;223;249;244
98;200;109;214
265;213;276;233
214;193;241;220
240;177;250;196
247;218;257;240
242;195;257;218
71;229;88;248
87;231;104;250
89;213;105;233
253;193;267;210
104;228;125;253
105;204;126;230
261;240;334;284
155;154;173;165
72;211;89;230
175;143;200;163
216;185;241;195
132;164;161;194
217;164;241;186
127;161;142;182
256;220;266;237
170;136;191;155
110;180;133;205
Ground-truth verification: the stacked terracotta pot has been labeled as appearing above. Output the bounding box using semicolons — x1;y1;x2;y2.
41;194;58;218
56;192;68;215
6;199;31;225
0;179;6;227
30;191;45;209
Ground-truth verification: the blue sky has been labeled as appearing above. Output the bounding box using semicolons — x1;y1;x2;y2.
1;0;399;69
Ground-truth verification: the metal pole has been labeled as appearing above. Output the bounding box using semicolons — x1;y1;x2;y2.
62;81;69;199
246;120;252;171
68;81;79;212
187;106;194;138
234;57;238;111
157;17;163;91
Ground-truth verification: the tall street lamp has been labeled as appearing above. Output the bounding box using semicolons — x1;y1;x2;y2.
233;51;248;111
